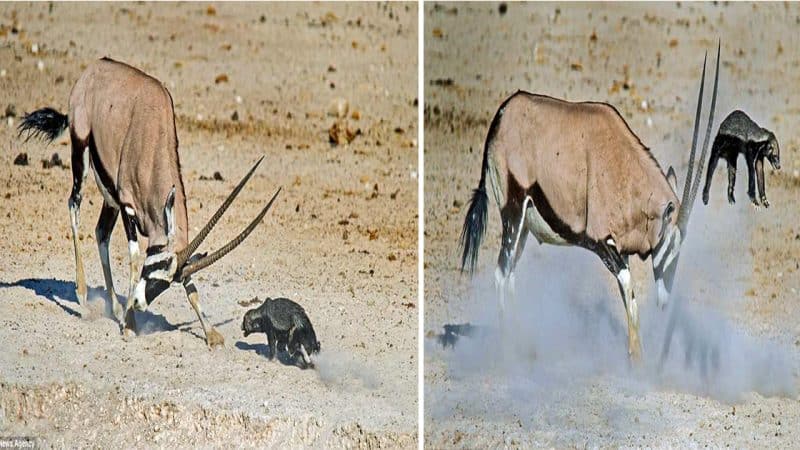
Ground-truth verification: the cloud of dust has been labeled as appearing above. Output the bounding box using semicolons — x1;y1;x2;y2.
314;349;380;391
430;201;797;420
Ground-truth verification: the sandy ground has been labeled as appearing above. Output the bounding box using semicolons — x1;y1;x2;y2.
0;2;417;447
424;2;800;447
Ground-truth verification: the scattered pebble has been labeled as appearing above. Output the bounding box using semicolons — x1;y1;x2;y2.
41;153;64;169
199;171;224;181
235;95;242;104
31;43;38;54
498;3;508;15
214;73;229;84
328;98;349;118
36;60;44;71
13;153;29;166
646;117;653;127
0;69;6;77
231;110;239;121
328;120;359;145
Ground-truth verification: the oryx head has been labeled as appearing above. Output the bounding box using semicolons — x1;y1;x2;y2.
652;43;720;309
132;157;280;310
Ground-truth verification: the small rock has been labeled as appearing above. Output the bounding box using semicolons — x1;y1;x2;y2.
214;73;229;84
498;3;507;15
41;152;63;169
235;95;243;104
36;60;44;71
231;110;239;121
13;152;28;166
387;253;397;261
328;120;359;145
328;98;349;118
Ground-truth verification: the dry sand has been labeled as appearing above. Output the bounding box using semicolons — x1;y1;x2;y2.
0;2;417;447
425;2;800;447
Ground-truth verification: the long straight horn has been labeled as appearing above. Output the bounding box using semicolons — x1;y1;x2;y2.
686;41;720;214
677;43;720;235
678;52;707;220
177;156;265;267
179;187;281;280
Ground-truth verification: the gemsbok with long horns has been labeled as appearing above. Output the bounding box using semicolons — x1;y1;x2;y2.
19;57;280;347
460;46;720;360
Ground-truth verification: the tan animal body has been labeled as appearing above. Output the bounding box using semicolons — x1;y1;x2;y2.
460;47;720;360
19;57;280;346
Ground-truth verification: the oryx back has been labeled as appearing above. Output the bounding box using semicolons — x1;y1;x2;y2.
486;91;678;256
69;57;188;250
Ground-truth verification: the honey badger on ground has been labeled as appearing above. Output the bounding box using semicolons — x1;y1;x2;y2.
701;109;781;207
242;297;320;368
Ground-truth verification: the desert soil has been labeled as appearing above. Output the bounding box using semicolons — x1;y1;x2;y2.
425;2;800;448
0;2;417;448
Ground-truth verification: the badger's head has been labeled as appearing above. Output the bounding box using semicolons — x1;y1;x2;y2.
765;131;781;170
241;306;264;337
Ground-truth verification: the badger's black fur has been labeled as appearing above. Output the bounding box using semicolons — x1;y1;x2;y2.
702;110;781;207
241;297;320;368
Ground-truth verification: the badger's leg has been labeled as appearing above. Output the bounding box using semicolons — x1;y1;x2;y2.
182;277;225;348
725;153;738;204
755;157;769;208
96;202;123;321
598;239;640;361
265;328;276;360
702;136;724;205
68;139;90;310
745;153;759;206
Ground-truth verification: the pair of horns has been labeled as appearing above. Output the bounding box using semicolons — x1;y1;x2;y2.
676;42;720;235
176;156;281;280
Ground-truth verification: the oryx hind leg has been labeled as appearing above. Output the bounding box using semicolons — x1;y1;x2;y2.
95;202;123;321
68;135;90;310
598;239;641;361
120;208;140;337
182;277;224;348
495;196;532;322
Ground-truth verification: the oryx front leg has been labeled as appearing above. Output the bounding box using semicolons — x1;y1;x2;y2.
183;277;224;348
95;202;123;321
600;239;641;361
68;144;90;310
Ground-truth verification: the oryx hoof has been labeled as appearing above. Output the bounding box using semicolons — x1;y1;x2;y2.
761;198;770;208
206;328;225;348
122;310;137;339
628;337;642;363
727;193;735;204
105;297;124;323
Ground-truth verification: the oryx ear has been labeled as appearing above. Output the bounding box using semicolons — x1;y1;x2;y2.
666;166;678;193
164;186;176;246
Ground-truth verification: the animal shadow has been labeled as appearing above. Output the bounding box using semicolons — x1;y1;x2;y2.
0;277;190;336
235;340;308;369
0;277;83;317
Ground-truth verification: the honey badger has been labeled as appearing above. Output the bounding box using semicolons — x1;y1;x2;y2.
242;297;320;368
702;110;781;207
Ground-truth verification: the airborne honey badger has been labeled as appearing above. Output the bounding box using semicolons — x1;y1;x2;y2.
460;47;721;360
18;57;281;346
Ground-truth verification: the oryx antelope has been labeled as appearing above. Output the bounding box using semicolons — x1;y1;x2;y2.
702;109;781;207
460;47;720;360
19;57;280;347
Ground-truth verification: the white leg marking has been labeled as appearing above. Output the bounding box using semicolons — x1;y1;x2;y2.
656;278;669;308
299;344;312;365
133;279;147;311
